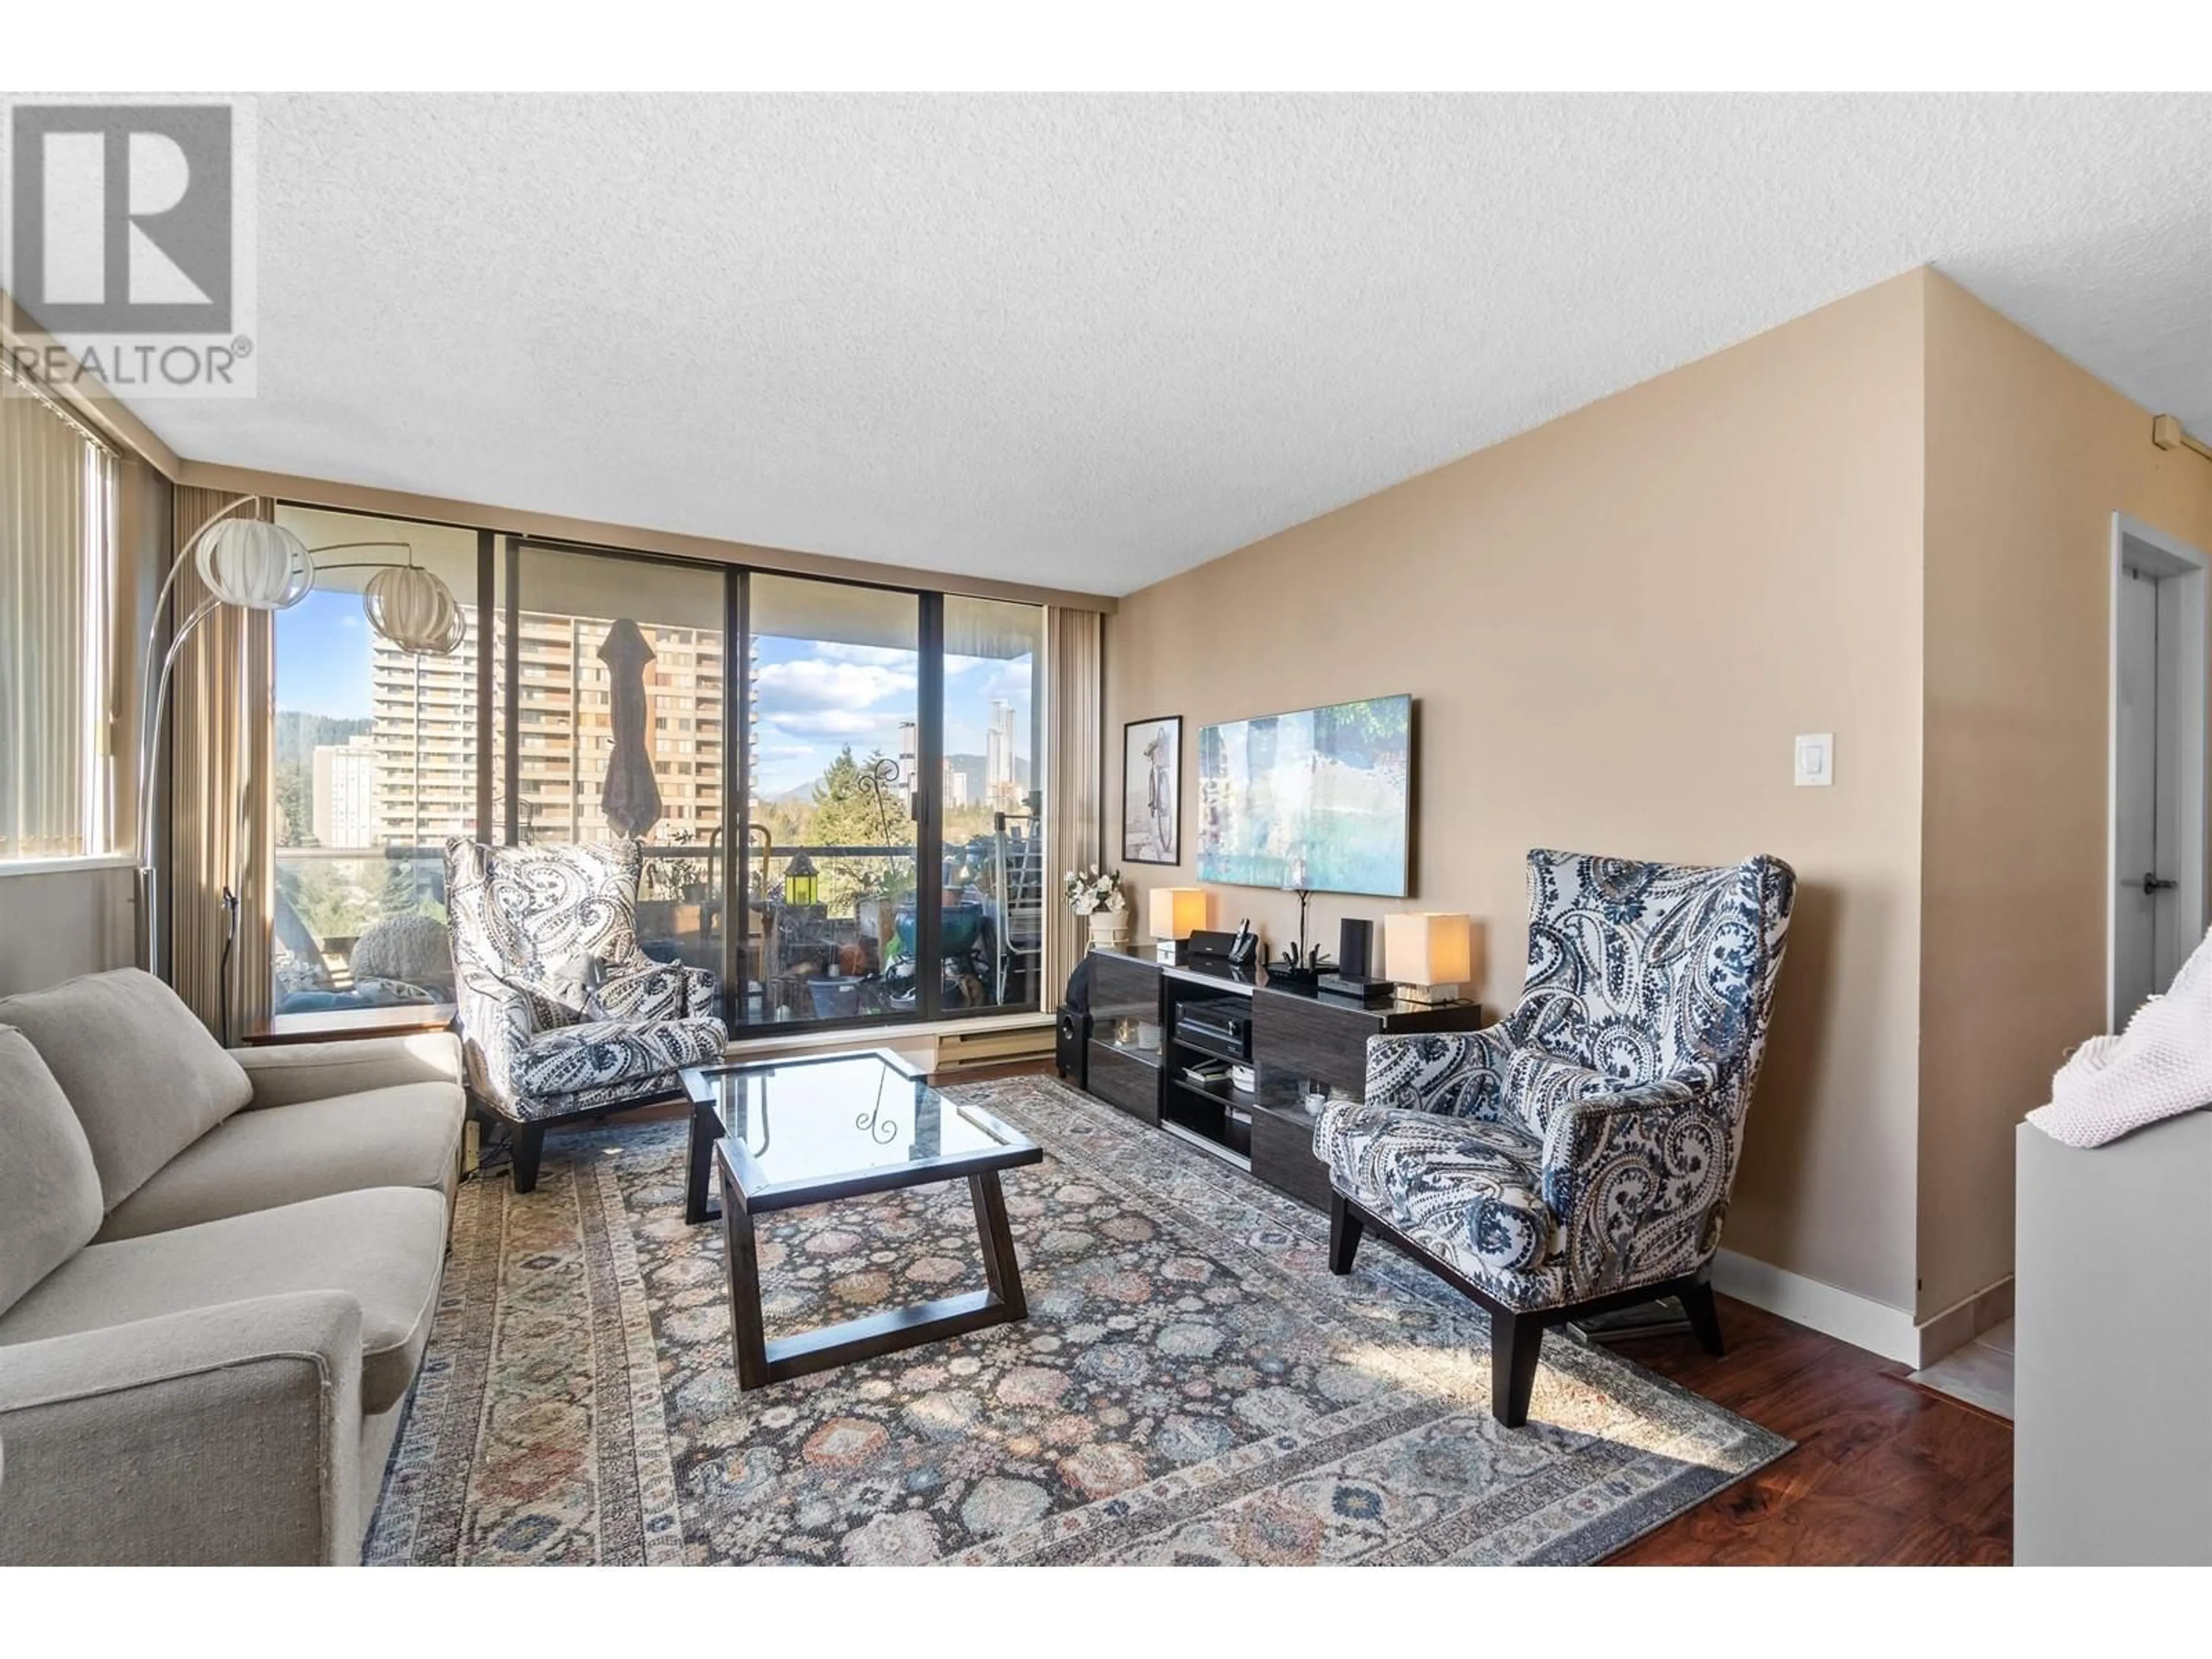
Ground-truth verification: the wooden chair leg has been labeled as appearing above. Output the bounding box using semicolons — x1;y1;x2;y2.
511;1122;546;1194
1681;1275;1725;1357
1491;1309;1544;1427
1328;1191;1364;1275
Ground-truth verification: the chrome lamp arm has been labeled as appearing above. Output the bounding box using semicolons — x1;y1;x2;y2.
132;509;465;972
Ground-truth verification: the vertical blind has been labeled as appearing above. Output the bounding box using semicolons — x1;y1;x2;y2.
1;357;117;863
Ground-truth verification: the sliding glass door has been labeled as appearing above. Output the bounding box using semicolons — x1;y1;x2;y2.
941;596;1045;1016
736;584;1048;1027
743;575;921;1027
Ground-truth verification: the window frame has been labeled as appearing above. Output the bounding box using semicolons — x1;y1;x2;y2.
262;506;1052;1031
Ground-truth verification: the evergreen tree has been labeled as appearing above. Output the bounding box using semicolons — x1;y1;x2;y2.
802;747;911;916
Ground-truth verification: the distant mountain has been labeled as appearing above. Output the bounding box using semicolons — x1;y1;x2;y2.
275;711;372;770
761;757;1027;810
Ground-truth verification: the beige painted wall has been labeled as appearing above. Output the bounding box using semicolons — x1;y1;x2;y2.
1918;273;2212;1319
1106;274;1930;1312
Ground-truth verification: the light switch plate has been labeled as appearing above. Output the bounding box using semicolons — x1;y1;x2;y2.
1794;733;1834;787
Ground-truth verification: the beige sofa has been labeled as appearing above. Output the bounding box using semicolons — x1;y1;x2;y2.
0;968;465;1566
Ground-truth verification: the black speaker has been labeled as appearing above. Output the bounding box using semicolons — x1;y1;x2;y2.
1055;1003;1090;1089
1339;918;1374;980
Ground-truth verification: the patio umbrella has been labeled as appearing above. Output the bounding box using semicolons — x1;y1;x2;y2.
598;618;664;838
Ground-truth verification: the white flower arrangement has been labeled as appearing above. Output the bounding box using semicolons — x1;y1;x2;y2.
1063;863;1127;916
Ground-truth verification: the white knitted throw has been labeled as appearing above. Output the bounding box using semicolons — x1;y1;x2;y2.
2029;927;2212;1148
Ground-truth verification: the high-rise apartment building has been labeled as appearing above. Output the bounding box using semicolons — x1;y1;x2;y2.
363;610;733;850
986;697;1021;810
896;719;918;789
311;734;379;848
505;615;726;843
368;626;478;847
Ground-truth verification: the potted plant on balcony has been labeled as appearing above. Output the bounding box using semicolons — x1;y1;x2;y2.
1065;864;1129;949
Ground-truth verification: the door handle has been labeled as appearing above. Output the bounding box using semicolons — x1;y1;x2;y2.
2142;873;2180;895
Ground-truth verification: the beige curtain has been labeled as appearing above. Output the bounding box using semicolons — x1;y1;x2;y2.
168;487;274;1040
1044;605;1105;1002
1;359;112;862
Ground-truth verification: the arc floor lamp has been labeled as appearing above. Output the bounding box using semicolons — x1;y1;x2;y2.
135;495;468;971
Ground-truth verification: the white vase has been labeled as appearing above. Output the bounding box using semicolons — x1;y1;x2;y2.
1088;911;1129;950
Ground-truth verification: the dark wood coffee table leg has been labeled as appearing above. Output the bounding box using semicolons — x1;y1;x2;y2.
716;1146;770;1389
685;1098;722;1225
969;1169;1027;1320
714;1158;1030;1392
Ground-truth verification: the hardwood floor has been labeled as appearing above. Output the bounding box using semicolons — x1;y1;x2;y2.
1601;1295;2013;1565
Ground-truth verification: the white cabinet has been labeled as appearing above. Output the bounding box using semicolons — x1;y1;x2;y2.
2014;1113;2212;1565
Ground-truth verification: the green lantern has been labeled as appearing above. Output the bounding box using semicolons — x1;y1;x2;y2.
782;850;819;907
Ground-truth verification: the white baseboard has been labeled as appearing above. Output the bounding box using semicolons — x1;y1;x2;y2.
1711;1248;1919;1365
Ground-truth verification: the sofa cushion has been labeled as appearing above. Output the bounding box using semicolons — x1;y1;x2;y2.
95;1081;467;1243
232;1031;462;1112
0;1029;105;1318
0;969;252;1211
0;1187;446;1414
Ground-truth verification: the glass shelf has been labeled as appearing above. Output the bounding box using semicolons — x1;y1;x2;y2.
1090;1036;1164;1070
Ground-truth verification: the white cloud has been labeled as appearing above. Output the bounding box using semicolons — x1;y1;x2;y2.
766;709;903;740
812;642;919;669
981;658;1033;700
756;658;916;713
944;656;986;675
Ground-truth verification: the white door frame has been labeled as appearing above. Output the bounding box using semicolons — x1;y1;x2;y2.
2107;512;2211;1031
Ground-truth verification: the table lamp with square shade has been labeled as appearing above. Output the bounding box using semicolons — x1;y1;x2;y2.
1149;887;1209;963
1385;912;1474;1005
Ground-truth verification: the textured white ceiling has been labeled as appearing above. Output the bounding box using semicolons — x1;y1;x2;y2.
131;93;2212;595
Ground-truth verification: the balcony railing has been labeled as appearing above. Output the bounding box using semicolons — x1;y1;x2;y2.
274;819;1044;1023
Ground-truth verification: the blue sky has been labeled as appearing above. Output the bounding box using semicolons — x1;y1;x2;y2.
274;591;374;719
750;634;1031;797
275;600;1032;797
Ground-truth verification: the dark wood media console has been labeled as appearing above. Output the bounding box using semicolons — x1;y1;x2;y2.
1073;944;1484;1210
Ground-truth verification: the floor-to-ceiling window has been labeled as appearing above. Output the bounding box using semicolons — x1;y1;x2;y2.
942;596;1044;1015
270;507;480;1013
267;510;1050;1029
499;544;726;981
746;575;921;1025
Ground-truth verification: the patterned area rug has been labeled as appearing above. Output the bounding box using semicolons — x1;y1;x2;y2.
367;1075;1787;1565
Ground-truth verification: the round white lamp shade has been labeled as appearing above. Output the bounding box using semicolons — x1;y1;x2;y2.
363;565;467;656
196;518;314;610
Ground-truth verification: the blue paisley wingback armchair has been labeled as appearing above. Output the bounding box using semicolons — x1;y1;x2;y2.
1319;848;1795;1426
445;838;728;1191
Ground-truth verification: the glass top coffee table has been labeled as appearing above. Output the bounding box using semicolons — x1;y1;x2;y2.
680;1050;1043;1391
